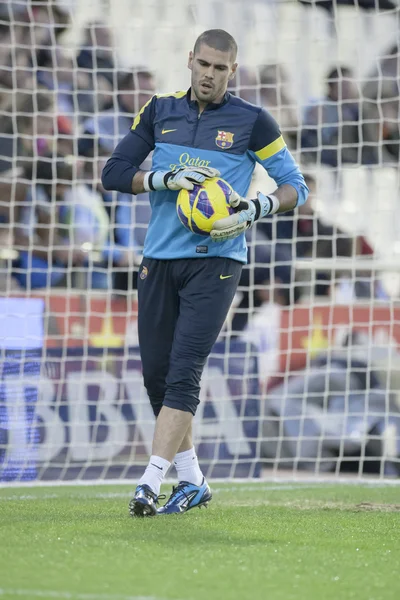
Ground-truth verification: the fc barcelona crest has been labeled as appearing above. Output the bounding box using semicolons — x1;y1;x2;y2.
215;130;234;149
140;265;148;280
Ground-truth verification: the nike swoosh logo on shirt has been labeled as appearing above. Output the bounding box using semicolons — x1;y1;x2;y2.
220;274;233;280
161;128;177;134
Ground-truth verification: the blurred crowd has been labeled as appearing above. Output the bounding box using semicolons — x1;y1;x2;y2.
0;0;395;333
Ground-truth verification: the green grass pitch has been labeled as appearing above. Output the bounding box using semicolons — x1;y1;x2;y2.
0;482;399;600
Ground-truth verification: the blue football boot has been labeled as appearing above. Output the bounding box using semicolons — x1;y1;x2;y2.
157;479;212;514
129;484;163;517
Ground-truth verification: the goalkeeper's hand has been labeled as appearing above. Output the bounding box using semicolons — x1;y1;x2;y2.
210;190;280;243
144;166;220;192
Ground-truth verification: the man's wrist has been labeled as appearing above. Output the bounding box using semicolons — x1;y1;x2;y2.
143;170;169;192
265;193;280;216
255;192;280;218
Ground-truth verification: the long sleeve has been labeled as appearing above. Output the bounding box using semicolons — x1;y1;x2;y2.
101;95;157;194
248;108;308;206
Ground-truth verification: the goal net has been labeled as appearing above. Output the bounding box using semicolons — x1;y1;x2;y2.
1;0;400;484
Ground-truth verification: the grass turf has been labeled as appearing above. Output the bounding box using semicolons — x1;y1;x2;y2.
0;482;399;600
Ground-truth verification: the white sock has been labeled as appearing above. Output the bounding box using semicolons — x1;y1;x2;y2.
138;455;171;496
174;447;204;486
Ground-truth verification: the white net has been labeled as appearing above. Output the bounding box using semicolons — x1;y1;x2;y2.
1;0;400;483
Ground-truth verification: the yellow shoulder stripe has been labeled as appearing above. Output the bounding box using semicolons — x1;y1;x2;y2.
131;91;186;131
131;97;153;131
156;90;187;99
255;135;286;161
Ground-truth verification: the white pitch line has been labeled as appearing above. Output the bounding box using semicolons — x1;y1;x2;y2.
0;589;175;600
1;476;399;490
213;484;320;493
0;484;321;502
0;492;130;502
1;481;399;502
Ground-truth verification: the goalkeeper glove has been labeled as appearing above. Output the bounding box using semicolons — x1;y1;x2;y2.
210;191;280;243
144;166;220;192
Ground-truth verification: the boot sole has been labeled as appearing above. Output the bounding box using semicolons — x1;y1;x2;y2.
129;498;157;518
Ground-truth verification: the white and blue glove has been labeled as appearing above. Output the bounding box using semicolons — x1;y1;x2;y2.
144;166;220;192
210;190;280;243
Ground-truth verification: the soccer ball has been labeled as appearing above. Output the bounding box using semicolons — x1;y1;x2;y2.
176;177;235;236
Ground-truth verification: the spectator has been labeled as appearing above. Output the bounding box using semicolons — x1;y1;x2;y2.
0;90;55;235
362;43;400;163
78;68;156;158
231;226;293;334
30;0;71;49
75;22;115;115
0;12;35;112
77;22;116;87
228;67;300;331
78;149;142;290
0;1;87;155
259;173;387;301
257;64;299;150
231;172;387;334
229;64;299;150
0;90;55;166
30;2;101;151
301;66;361;167
78;68;155;291
228;65;258;103
12;155;103;290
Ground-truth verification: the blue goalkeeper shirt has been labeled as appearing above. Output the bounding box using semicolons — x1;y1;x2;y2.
102;89;308;263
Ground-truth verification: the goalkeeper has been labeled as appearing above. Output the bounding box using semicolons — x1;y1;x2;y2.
102;29;308;517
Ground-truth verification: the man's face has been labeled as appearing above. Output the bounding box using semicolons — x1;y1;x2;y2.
91;25;112;51
188;43;237;105
340;78;358;101
329;75;358;102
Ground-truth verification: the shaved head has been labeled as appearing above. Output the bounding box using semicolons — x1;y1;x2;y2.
193;29;238;62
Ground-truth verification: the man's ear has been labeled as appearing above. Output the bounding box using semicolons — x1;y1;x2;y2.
229;63;238;81
188;51;193;71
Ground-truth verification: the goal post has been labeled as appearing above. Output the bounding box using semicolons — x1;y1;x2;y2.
1;0;400;484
